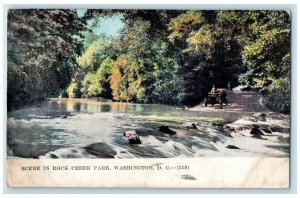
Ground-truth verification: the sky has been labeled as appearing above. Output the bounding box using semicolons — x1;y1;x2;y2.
77;9;124;37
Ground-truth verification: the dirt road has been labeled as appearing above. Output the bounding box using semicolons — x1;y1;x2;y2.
189;90;270;113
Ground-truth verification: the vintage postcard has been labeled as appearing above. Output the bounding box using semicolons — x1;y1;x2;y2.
6;8;291;188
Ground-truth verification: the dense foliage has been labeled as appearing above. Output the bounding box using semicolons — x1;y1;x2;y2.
7;9;291;113
7;9;87;110
240;11;291;113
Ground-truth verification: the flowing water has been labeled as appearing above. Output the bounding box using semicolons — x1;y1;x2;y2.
7;98;290;159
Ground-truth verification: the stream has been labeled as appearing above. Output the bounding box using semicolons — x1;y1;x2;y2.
7;98;290;159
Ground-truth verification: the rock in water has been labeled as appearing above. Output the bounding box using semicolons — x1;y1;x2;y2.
183;122;198;130
219;127;233;137
270;124;289;133
123;130;141;144
262;127;273;134
49;153;59;159
250;126;264;135
159;126;176;135
84;143;117;158
253;113;267;121
252;134;263;139
278;135;284;140
226;145;240;149
250;125;266;139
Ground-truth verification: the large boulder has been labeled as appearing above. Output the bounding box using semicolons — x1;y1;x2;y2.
250;125;264;135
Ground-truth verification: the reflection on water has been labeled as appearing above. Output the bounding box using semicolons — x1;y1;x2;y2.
47;99;147;113
44;98;246;119
7;98;290;159
63;101;143;113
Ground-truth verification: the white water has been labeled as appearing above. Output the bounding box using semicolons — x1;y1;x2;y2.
7;99;290;159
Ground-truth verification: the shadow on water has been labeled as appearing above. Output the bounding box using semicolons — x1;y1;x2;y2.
7;122;77;158
84;142;117;158
7;108;73;120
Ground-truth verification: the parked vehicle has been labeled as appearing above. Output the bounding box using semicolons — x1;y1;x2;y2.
204;88;228;107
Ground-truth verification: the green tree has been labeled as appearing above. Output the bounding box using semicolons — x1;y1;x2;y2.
7;9;87;110
78;57;115;98
240;11;291;112
67;35;118;98
96;57;115;98
118;19;185;105
64;10;291;113
77;35;118;72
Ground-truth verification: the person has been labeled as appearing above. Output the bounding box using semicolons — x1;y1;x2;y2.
227;81;231;90
220;89;227;105
211;84;216;93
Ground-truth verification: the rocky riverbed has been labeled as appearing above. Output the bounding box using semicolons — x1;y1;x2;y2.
7;98;290;159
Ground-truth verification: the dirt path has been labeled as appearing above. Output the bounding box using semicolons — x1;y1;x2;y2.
189;90;270;113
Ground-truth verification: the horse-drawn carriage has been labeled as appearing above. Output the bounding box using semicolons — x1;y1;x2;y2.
204;88;228;107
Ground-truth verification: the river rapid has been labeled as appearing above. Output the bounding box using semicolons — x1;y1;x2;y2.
7;98;290;159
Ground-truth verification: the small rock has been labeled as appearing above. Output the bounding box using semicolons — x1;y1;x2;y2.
71;149;78;153
183;122;198;130
253;113;267;121
278;135;284;140
226;145;240;149
123;130;141;144
159;126;176;135
50;153;59;159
